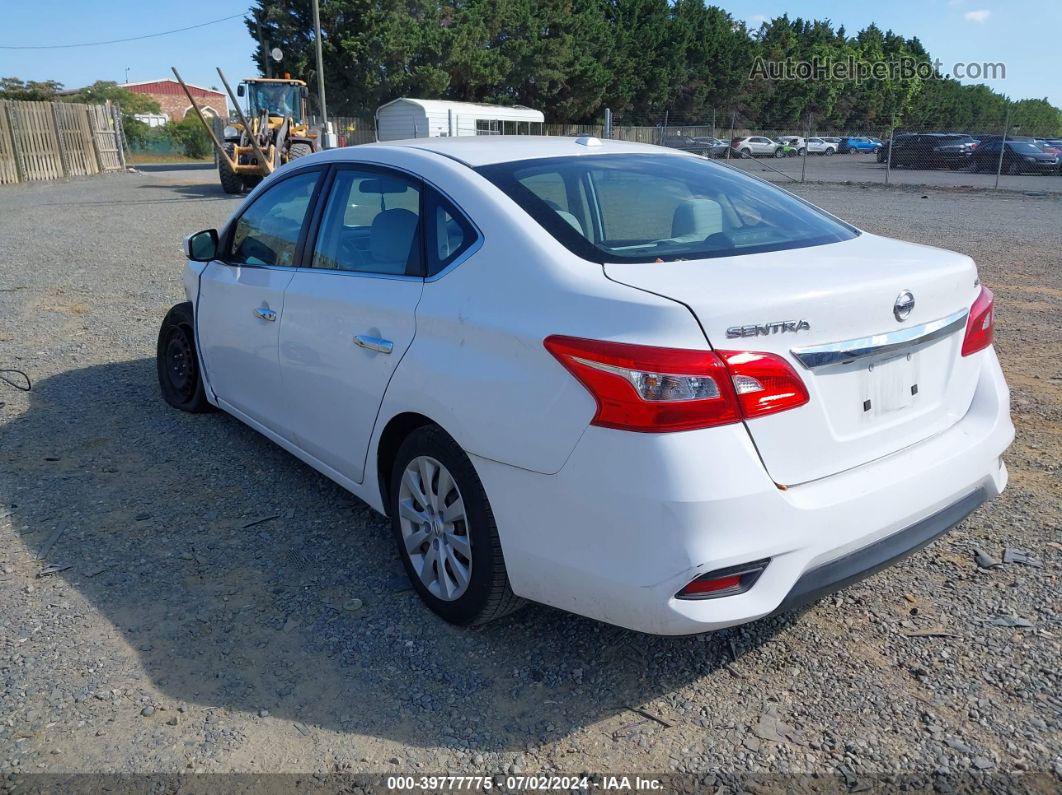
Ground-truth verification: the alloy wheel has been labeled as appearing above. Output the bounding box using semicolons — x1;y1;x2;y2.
397;455;472;601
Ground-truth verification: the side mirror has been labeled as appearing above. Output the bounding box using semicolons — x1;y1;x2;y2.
237;84;245;98
184;229;219;262
300;86;309;100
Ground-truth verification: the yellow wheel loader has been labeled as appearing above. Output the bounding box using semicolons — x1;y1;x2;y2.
172;67;320;194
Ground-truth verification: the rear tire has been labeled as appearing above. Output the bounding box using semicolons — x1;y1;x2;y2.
390;425;524;626
773;148;785;158
287;142;313;162
218;143;244;195
824;147;834;156
157;302;212;413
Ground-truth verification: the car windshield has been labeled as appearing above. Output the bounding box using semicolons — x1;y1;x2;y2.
247;83;302;121
1009;141;1042;154
476;154;858;263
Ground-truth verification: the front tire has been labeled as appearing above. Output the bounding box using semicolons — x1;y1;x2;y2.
218;143;244;195
390;426;524;626
157;302;211;413
287;142;313;162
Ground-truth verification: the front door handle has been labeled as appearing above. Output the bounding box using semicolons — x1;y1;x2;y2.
353;335;393;354
253;307;277;322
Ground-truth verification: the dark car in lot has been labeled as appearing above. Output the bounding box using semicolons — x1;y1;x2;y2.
970;136;1059;174
659;135;718;157
887;133;977;169
690;136;731;158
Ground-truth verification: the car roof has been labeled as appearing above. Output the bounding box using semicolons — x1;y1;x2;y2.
311;135;689;168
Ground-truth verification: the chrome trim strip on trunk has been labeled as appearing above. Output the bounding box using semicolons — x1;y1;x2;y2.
790;308;969;370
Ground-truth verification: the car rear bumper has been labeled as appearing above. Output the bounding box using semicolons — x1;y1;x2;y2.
473;347;1013;635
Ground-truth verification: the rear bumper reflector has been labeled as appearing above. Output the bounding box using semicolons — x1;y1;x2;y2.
676;558;770;600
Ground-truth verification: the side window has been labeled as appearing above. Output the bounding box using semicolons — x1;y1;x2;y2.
517;171;591;238
426;190;476;276
311;169;422;276
230;170;320;266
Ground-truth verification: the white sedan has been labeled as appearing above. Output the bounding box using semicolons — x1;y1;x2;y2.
158;136;1012;635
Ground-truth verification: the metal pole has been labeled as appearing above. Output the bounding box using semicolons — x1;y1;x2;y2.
604;107;612;139
256;18;272;79
311;0;328;126
800;113;811;183
885;124;895;185
171;67;238;170
711;108;716;141
214;67;274;171
726;112;735;161
994;107;1010;190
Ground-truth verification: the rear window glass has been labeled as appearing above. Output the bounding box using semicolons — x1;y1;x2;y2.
477;154;857;263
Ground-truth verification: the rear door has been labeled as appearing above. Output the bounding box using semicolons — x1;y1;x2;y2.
197;168;323;437
277;164;425;483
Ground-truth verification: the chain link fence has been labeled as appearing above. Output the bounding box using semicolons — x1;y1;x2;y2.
309;107;1060;193
613;111;1061;193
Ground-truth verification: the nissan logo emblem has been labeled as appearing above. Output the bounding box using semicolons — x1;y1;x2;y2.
894;290;915;322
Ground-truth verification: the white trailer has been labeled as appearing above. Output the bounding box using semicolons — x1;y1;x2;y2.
375;98;545;141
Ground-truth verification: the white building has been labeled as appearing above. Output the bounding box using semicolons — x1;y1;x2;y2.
375;98;545;141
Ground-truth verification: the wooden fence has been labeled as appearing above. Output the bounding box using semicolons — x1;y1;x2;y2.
0;99;125;185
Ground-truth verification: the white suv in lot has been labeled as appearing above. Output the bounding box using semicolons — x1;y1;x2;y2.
731;136;784;158
159;136;1012;635
805;137;837;155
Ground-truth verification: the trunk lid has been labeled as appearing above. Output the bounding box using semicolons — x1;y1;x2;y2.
604;233;983;485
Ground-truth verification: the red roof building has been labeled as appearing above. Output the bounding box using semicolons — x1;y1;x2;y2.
123;79;228;122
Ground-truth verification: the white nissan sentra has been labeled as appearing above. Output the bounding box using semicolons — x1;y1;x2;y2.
157;136;1013;635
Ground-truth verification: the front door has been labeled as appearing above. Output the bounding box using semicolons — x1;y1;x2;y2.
279;166;424;482
197;168;322;437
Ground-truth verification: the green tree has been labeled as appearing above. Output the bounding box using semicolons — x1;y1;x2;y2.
64;81;161;115
0;77;64;101
166;115;213;159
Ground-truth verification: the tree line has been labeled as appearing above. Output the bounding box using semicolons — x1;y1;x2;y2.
247;0;1061;135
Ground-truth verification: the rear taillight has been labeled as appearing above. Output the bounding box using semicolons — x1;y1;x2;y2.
716;350;810;418
961;286;994;356
543;336;808;433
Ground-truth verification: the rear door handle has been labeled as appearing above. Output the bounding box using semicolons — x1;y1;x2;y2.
253;307;277;322
353;335;393;354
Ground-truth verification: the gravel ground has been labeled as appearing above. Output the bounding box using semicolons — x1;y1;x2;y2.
0;165;1059;789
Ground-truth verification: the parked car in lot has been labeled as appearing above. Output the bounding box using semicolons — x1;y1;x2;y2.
660;134;717;157
805;137;837;155
691;136;731;158
159;136;1013;635
888;133;977;170
838;136;881;154
778;136;807;156
970;136;1059;174
731;136;784;157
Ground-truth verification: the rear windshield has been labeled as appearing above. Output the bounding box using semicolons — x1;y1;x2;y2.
476;154;858;263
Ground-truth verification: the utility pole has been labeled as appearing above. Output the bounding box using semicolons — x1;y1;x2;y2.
311;0;327;126
255;17;272;78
